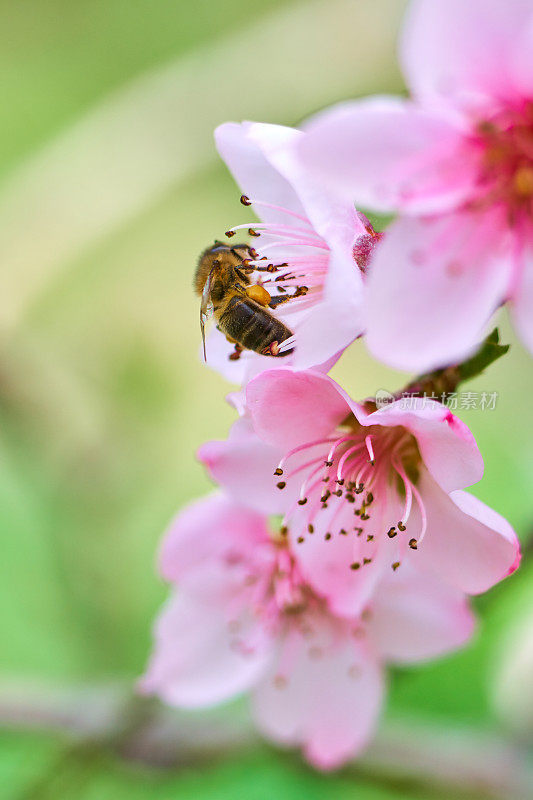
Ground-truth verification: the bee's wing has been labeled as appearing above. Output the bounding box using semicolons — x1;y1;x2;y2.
200;270;215;361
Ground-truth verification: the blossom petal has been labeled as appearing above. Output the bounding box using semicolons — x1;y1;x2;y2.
159;493;268;584
401;0;533;111
367;399;483;492
365;211;513;373
510;14;533;97
252;631;384;770
215;122;306;225
246;369;351;450
289;486;403;619
370;566;476;663
140;591;272;708
299;97;477;214
510;241;533;356
198;417;285;515
415;471;521;595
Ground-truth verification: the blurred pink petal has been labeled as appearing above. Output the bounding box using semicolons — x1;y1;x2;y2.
159;492;268;584
364;210;513;372
299;97;478;214
370;565;476;663
252;632;384;771
140;591;273;708
400;0;533;111
510;241;533;353
298;0;533;367
143;493;476;768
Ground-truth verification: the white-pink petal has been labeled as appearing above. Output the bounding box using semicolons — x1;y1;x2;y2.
510;240;533;356
299;97;477;214
215;122;306;225
365;211;513;373
400;0;533;112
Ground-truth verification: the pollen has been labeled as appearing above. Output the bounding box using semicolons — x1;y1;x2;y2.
513;165;533;197
246;284;272;306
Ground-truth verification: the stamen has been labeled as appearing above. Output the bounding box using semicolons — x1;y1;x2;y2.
241;196;312;225
365;435;375;465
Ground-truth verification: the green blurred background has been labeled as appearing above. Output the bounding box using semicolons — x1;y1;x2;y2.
0;1;531;797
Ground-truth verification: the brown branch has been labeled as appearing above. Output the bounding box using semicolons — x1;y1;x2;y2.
0;680;531;799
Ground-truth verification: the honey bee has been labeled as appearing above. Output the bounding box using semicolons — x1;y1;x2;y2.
194;241;294;361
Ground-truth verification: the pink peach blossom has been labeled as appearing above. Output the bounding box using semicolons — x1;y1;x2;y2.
204;121;376;383
298;0;533;371
140;493;475;770
199;370;520;617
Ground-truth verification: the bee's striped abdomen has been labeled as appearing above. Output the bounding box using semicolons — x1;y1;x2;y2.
218;296;293;356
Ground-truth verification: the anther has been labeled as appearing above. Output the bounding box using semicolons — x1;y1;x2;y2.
325;532;332;540
360;513;370;521
366;534;374;542
355;484;364;494
274;468;283;476
248;228;260;237
366;492;374;505
387;527;397;538
339;528;348;536
240;194;252;206
225;230;235;237
297;536;305;544
355;527;363;536
336;478;345;486
345;494;355;503
280;526;288;536
409;538;418;550
308;524;314;534
324;460;333;467
350;562;361;570
392;561;401;571
333;489;343;497
398;521;406;531
363;558;372;565
297;498;308;506
277;481;286;490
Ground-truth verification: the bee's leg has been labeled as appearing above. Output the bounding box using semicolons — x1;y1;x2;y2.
225;334;237;344
245;284;272;307
261;341;281;356
229;343;243;361
269;286;308;310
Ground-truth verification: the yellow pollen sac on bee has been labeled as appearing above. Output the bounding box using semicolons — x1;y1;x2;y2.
513;165;533;197
246;284;272;306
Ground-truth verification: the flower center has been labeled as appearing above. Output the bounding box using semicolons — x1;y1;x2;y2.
474;102;533;224
273;421;426;571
